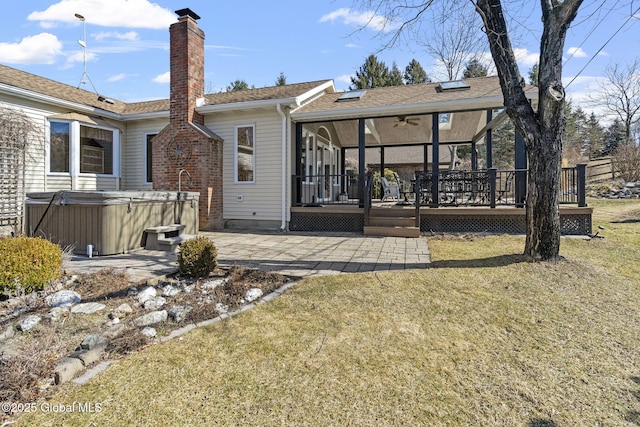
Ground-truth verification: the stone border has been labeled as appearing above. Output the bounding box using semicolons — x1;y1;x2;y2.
57;280;297;386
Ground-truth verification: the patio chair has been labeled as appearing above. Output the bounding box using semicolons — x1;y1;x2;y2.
380;176;401;202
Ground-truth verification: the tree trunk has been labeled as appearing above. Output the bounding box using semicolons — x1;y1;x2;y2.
475;0;582;261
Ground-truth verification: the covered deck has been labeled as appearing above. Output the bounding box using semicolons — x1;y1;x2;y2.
289;77;592;236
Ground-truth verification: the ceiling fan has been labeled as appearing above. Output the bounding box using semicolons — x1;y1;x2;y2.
393;116;420;127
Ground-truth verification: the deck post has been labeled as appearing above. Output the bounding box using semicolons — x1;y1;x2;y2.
489;168;497;208
295;122;303;205
414;171;421;227
431;113;440;207
380;146;385;178
577;163;587;207
423;144;428;173
485;109;493;169
340;147;346;194
514;130;527;208
358;118;366;208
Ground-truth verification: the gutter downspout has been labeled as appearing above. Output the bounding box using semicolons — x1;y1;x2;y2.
276;103;288;232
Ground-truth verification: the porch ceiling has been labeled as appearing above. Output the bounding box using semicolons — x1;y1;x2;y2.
314;110;487;148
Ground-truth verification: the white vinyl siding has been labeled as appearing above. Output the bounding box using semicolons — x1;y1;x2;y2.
207;109;283;222
121;119;167;190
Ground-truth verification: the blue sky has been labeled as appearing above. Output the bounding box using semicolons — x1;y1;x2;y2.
1;0;638;119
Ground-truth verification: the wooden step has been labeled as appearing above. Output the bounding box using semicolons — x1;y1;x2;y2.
368;216;416;227
157;234;197;253
369;207;416;218
363;226;421;238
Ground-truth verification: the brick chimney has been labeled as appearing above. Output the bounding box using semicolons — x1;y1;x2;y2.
152;8;224;231
169;8;204;127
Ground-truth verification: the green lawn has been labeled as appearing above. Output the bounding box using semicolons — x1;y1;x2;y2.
16;198;640;426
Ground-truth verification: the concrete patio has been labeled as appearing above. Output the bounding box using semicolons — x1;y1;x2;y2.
66;231;431;282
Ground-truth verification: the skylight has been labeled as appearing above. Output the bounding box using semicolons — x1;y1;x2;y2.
337;89;366;102
438;80;470;91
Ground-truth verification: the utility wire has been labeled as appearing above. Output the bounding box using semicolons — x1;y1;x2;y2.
563;1;615;66
566;4;640;88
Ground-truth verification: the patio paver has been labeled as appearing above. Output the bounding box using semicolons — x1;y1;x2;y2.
66;231;431;281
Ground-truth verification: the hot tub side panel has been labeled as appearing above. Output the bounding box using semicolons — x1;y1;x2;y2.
26;193;198;255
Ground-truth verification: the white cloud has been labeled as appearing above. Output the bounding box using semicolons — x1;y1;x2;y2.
107;73;127;82
94;31;139;41
152;71;170;84
345;43;360;49
513;48;539;67
62;50;97;69
27;0;175;29
319;8;398;32
567;47;587;58
0;33;63;64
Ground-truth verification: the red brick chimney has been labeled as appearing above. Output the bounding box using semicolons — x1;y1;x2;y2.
152;8;224;231
169;8;204;127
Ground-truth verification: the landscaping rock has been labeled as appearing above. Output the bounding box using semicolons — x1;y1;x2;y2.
245;288;263;302
54;357;84;384
81;333;101;350
140;327;157;338
202;279;226;290
168;305;192;323
136;286;157;303
162;284;181;297
71;302;106;314
45;290;81;308
134;310;167;327
45;306;69;322
215;302;229;314
183;284;195;293
143;296;167;310
104;323;126;339
114;303;133;317
0;324;15;342
74;338;108;366
16;315;41;332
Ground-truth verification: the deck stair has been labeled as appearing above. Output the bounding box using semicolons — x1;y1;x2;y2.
364;207;420;238
144;224;196;253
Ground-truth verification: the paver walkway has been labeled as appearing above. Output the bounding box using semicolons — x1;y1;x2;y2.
67;231;431;281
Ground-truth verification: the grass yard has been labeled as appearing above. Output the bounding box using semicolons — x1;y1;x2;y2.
15;198;640;426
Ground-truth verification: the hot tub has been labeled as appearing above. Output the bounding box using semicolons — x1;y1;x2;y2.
25;191;199;256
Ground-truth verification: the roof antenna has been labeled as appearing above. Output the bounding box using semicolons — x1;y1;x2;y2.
74;13;100;95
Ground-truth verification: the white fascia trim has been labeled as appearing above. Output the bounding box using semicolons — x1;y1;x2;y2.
0;83;121;120
121;111;169;121
197;98;299;114
293;80;335;106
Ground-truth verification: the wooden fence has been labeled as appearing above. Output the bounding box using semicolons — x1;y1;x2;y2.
586;157;615;183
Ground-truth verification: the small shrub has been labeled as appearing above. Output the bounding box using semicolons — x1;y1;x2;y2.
178;236;218;278
0;237;62;295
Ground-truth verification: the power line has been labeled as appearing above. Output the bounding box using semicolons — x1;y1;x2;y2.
566;4;640;88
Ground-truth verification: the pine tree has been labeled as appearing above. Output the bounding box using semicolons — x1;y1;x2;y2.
275;72;287;86
462;58;488;78
387;62;404;86
350;55;390;89
404;59;429;84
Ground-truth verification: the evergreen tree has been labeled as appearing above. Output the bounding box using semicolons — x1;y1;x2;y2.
601;119;627;156
462;58;488;78
583;113;605;159
350;55;390;89
388;61;404;86
404;59;429;84
226;79;253;92
528;63;539;86
275;72;287;86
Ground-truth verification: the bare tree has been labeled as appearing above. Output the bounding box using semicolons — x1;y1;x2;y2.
589;58;640;145
353;0;584;261
421;2;489;81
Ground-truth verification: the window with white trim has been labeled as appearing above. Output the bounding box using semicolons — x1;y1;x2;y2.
235;124;255;183
48;120;119;176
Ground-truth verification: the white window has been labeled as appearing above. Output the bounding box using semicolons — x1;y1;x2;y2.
48;119;119;177
235;124;255;183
